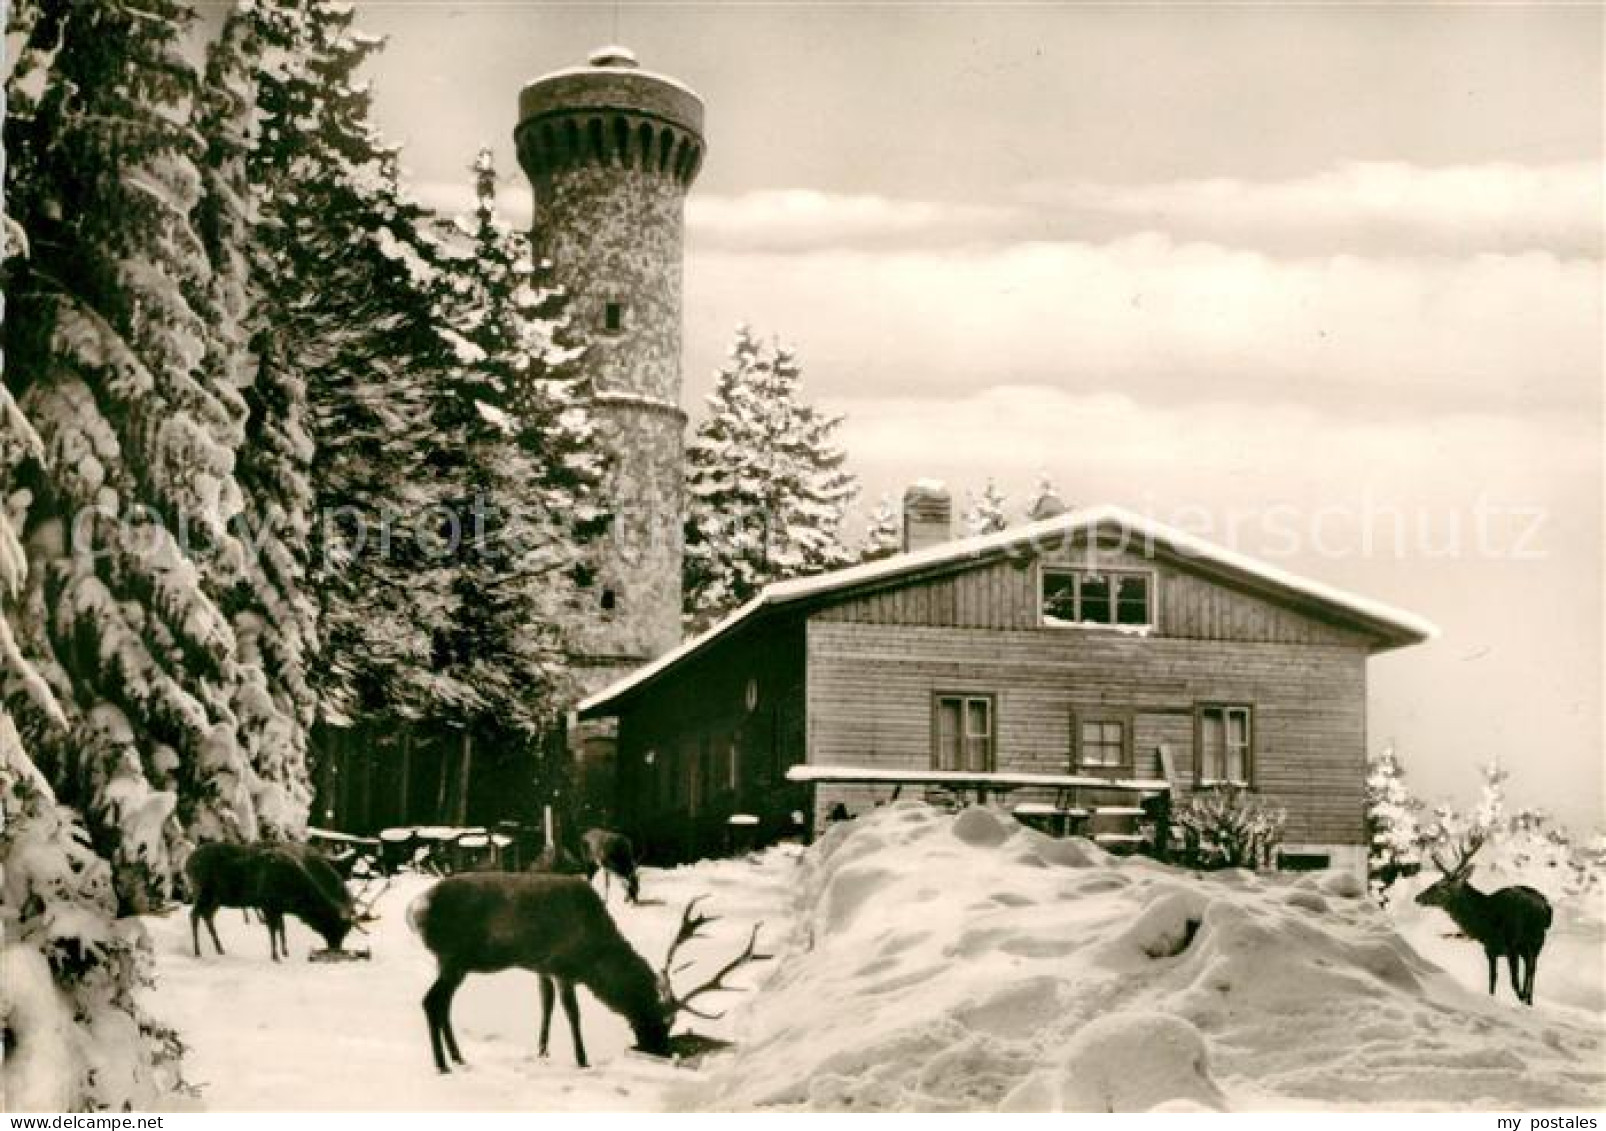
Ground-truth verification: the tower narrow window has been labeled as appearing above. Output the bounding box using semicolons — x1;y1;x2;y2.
603;301;625;333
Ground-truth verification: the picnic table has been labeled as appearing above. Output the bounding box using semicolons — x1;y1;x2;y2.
306;827;383;876
353;825;525;874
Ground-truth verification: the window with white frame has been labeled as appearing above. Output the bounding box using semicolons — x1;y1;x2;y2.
1198;704;1252;785
1042;569;1153;628
934;694;994;772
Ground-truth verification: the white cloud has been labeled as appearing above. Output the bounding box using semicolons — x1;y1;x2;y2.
686;190;1017;253
684;235;1600;416
415;160;1600;259
831;386;1597;518
411;162;1600;421
1020;161;1604;258
687;162;1601;258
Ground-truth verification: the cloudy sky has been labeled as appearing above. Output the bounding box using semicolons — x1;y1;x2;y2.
357;3;1602;829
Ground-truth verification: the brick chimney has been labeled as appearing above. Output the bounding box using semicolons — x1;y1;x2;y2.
902;480;953;552
1029;489;1068;522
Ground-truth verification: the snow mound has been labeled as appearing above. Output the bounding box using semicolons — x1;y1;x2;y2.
951;806;1012;847
699;805;1606;1111
1391;867;1606;1018
1001;1010;1227;1112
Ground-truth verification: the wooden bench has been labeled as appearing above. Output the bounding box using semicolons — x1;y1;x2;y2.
785;764;1172;854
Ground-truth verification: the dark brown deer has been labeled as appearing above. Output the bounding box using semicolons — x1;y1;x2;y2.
1414;831;1553;1005
186;842;364;961
408;875;767;1071
582;828;640;904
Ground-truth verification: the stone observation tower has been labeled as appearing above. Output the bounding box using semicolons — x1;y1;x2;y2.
515;46;705;686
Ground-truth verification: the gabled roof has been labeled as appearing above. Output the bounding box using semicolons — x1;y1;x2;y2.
578;502;1436;716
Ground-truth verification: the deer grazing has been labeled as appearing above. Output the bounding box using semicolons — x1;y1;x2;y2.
408;874;768;1071
582;828;641;904
186;842;374;961
1414;831;1553;1005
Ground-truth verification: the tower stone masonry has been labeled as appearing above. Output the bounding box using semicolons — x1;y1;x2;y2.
516;46;704;687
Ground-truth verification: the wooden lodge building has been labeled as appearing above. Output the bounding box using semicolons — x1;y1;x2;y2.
578;491;1434;874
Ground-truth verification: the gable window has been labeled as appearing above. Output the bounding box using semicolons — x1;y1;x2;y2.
1042;569;1153;629
603;300;625;332
934;694;994;772
1198;704;1253;785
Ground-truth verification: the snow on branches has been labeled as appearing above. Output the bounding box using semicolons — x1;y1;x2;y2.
684;325;858;626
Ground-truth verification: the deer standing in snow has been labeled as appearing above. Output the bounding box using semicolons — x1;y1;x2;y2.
186;842;376;961
408;874;767;1071
581;828;641;904
1414;831;1553;1005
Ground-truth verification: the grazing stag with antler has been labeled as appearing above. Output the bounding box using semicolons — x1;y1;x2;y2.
408;874;768;1071
1414;831;1553;1005
187;842;376;961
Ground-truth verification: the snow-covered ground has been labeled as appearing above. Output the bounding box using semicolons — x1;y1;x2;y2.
145;803;1606;1112
1390;866;1606;1016
143;849;800;1111
706;804;1605;1111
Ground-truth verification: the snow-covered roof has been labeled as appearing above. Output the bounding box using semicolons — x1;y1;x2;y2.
524;61;702;102
522;45;704;105
578;502;1436;715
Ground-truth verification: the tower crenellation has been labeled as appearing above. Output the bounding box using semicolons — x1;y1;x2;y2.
516;47;704;681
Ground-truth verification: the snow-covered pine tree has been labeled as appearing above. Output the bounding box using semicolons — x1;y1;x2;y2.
3;380;181;1110
411;148;597;789
860;493;902;562
1472;757;1510;838
195;2;316;838
962;479;1010;537
2;5;196;1104
683;325;858;627
1583;832;1606;892
5;0;267;909
1364;745;1424;902
453;148;599;526
0;704;183;1109
1421;762;1594;900
243;1;454;733
1420;760;1511;872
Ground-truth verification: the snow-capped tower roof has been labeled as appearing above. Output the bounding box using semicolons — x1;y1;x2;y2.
517;45;705;154
588;45;638;68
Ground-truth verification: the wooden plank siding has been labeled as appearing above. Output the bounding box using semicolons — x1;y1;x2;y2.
805;619;1368;847
815;539;1373;648
614;616;808;862
606;533;1392;861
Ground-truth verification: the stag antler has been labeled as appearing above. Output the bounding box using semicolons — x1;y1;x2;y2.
661;895;718;978
351;874;393;930
1431;829;1487;876
660;896;773;1021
